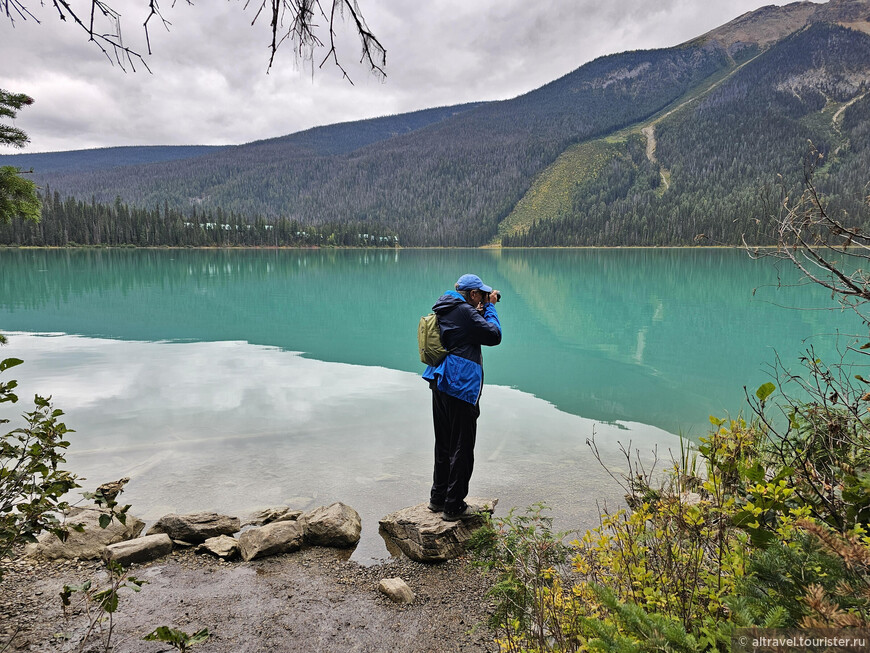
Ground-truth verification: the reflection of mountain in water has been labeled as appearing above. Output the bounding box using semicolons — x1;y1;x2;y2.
491;248;862;435
0;249;860;436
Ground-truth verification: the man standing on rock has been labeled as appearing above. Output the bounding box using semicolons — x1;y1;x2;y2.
422;274;502;521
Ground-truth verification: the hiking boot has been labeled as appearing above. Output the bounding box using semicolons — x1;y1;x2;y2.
427;501;445;512
442;505;478;521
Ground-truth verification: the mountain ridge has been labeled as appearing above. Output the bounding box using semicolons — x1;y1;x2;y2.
0;102;489;173
696;0;870;54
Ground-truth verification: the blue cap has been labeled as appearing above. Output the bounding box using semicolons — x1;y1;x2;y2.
455;273;493;293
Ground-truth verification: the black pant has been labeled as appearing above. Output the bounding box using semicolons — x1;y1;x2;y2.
430;388;480;513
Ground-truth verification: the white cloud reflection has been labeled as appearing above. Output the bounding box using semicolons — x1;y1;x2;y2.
5;332;678;562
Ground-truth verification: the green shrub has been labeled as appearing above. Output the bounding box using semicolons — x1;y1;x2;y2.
473;382;870;652
1;356;79;578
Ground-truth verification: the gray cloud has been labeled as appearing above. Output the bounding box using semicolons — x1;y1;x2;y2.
0;0;823;153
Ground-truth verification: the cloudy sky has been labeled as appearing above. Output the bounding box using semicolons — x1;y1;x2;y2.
1;0;823;153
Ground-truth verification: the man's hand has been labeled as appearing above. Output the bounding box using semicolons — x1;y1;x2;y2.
488;290;500;304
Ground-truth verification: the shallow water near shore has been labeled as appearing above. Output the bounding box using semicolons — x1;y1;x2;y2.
7;332;677;563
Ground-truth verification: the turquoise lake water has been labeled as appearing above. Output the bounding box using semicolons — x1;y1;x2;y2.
0;248;863;561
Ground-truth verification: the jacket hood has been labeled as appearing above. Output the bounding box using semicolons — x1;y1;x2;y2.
432;291;466;315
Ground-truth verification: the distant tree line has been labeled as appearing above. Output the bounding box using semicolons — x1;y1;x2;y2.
0;189;399;248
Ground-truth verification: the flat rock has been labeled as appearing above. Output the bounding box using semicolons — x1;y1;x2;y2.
378;498;497;563
238;520;304;561
243;506;303;527
171;540;196;548
378;577;415;604
301;502;361;548
197;535;240;560
103;533;172;566
147;512;240;544
25;507;145;560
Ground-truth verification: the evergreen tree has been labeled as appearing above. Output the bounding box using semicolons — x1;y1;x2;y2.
0;89;39;224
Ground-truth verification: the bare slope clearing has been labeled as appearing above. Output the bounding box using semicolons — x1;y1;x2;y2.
497;50;764;242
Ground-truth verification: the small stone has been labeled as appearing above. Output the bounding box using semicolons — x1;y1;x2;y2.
301;502;361;548
197;535;240;560
103;533;173;566
680;492;703;506
378;577;415;604
172;540;195;548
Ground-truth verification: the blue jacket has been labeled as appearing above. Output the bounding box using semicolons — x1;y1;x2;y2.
422;291;502;404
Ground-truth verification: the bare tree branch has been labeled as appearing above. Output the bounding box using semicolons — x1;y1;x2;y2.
748;143;870;323
33;0;155;72
143;0;176;56
319;0;386;83
1;0;37;24
2;1;386;78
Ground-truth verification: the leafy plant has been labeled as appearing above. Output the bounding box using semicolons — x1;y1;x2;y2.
578;584;714;653
81;483;132;529
472;382;859;652
730;525;870;629
61;559;146;653
0;355;79;579
469;504;575;652
143;626;210;652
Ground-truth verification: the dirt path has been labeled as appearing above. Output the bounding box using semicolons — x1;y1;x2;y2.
1;547;497;653
641;125;670;191
641;125;658;164
833;91;868;130
640;51;764;188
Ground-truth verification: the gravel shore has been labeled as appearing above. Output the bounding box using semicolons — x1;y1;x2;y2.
1;546;498;652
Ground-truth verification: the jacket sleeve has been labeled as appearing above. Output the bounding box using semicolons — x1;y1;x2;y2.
469;303;501;346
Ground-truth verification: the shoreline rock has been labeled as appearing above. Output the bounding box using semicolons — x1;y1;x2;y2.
25;507;145;561
22;497;499;567
301;502;362;548
239;520;304;561
379;498;497;563
147;512;240;544
103;533;172;566
242;506;303;527
197;534;241;560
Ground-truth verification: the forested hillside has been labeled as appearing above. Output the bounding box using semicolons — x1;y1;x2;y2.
503;23;870;245
3;0;870;248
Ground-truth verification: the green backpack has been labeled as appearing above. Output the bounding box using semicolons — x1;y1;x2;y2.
418;312;448;366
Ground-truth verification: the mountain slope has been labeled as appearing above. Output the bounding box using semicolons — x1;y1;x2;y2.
0;102;487;184
23;44;735;246
0;103;489;174
0;145;226;174
502;11;870;245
